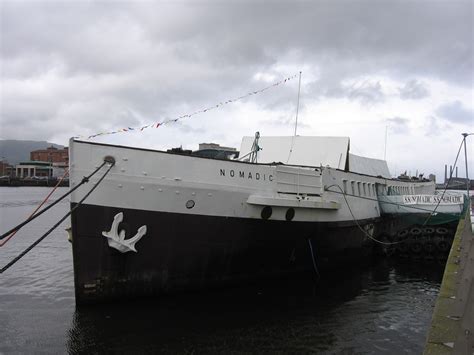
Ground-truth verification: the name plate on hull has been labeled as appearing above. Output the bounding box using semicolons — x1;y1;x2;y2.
402;194;463;205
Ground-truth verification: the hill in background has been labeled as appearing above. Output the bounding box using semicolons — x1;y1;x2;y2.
0;140;64;165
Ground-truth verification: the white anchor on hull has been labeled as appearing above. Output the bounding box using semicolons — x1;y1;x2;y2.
102;212;147;253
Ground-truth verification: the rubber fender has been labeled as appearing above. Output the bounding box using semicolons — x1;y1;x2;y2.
432;236;442;247
410;240;423;254
397;229;409;239
422;227;435;235
424;240;436;253
410;227;422;236
436;239;450;252
435;227;448;236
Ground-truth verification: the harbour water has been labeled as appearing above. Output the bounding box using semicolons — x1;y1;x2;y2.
1;187;445;353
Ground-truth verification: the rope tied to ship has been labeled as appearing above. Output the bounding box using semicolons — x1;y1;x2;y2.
422;137;465;226
307;238;321;280
0;159;115;274
0;161;107;242
0;168;70;247
325;184;403;246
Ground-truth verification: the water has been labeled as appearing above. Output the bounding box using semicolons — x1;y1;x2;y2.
0;187;444;353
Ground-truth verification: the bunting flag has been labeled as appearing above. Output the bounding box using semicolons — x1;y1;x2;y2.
74;73;299;140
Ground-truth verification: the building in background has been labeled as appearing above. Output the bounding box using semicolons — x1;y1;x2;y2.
30;146;68;164
441;163;473;190
28;145;69;178
51;162;68;178
0;159;14;176
193;143;239;159
15;161;52;178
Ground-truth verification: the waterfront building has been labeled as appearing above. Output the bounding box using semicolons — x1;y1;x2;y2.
0;160;14;176
30;146;69;164
15;161;52;178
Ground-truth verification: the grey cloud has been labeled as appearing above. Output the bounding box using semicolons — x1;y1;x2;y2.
3;1;472;83
424;116;443;136
315;78;385;104
399;80;430;100
387;117;410;134
436;101;473;124
262;113;310;129
171;120;206;135
346;80;385;104
1;1;473;142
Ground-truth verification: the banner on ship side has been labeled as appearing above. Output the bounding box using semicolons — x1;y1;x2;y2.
402;194;463;205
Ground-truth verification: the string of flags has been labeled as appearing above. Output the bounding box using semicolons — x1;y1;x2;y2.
75;73;299;140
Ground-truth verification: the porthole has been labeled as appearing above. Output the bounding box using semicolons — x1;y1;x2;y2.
261;206;272;220
285;208;295;221
186;200;195;209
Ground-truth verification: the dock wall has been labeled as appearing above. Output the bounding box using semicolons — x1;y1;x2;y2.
424;208;474;354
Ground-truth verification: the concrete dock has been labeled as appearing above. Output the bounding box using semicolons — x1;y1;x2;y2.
424;205;474;354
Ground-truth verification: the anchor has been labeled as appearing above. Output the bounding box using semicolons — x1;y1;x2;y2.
102;212;147;253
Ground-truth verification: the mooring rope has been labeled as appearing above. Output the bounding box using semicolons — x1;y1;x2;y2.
325;184;402;245
0;161;107;242
0;161;115;274
307;238;321;280
422;138;465;226
0;168;70;247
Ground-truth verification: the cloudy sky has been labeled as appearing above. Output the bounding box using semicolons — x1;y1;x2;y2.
1;0;473;180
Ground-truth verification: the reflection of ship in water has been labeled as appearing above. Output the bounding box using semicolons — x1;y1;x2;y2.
66;261;443;354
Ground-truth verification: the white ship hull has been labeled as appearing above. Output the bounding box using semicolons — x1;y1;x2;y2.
69;139;435;304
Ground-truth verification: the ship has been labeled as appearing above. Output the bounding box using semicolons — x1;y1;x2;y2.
69;134;437;304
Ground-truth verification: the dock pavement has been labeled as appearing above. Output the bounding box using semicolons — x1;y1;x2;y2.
424;205;474;354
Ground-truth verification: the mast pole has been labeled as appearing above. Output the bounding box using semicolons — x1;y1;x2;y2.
294;71;302;136
462;133;470;206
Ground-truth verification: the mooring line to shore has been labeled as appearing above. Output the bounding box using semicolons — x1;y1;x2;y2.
0;161;107;243
326;184;409;246
307;238;321;280
0;161;115;274
326;183;467;246
422;137;465;226
0;169;70;247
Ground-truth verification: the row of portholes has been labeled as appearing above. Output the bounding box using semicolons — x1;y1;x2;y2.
261;206;295;221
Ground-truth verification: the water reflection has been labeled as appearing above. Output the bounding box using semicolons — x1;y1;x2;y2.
66;262;443;354
0;188;444;354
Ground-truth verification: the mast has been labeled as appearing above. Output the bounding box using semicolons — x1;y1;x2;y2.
462;133;471;205
293;71;302;136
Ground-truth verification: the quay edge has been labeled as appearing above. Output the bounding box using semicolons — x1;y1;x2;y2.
424;207;474;354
